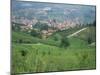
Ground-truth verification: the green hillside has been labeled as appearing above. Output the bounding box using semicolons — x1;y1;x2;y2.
12;26;96;74
48;26;84;41
12;31;40;44
12;31;60;46
74;26;96;44
12;38;96;73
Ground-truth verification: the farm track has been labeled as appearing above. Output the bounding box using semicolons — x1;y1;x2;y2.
67;27;87;38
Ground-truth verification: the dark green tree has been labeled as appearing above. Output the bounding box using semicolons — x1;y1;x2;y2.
33;22;49;30
87;37;92;44
21;50;27;56
12;22;21;31
53;34;61;41
60;37;70;48
19;39;23;43
30;29;41;38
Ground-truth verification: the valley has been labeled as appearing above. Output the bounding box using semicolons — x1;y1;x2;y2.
11;1;96;74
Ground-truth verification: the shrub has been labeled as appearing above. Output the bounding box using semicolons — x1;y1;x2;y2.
53;34;61;41
60;37;70;48
30;29;40;37
21;50;27;56
87;37;92;44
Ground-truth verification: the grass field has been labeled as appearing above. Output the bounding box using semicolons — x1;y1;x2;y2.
11;24;96;74
12;36;96;73
74;27;96;42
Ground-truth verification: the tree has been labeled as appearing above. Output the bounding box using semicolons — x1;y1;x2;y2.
21;50;27;56
87;37;92;44
33;22;49;30
12;22;21;31
60;37;70;48
30;29;41;38
19;39;23;43
53;34;61;41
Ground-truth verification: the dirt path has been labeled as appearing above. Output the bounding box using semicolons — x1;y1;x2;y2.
67;27;87;38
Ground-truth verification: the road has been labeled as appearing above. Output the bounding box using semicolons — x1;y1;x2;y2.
67;27;87;38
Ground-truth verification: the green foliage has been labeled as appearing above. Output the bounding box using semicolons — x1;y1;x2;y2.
60;37;70;48
12;31;60;46
33;22;49;30
54;27;84;37
12;31;39;44
12;25;96;73
21;50;27;56
74;27;96;44
12;43;96;73
12;22;21;31
87;37;93;44
87;21;96;27
30;29;41;38
52;34;62;41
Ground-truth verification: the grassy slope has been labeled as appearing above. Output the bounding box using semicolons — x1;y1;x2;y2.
12;26;96;73
12;31;40;43
12;31;60;46
74;26;96;42
48;26;85;42
51;27;84;37
12;37;96;73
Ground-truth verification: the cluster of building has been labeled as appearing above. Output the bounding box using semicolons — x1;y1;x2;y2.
12;16;79;30
12;16;38;31
12;16;80;38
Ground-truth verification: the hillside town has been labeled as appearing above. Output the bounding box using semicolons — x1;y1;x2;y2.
12;15;82;38
12;15;80;30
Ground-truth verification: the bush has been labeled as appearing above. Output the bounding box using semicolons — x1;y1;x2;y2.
19;39;23;43
53;34;61;41
30;29;41;38
33;22;49;30
21;50;27;56
60;37;70;48
87;37;92;44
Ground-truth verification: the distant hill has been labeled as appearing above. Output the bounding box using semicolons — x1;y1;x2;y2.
12;1;96;24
